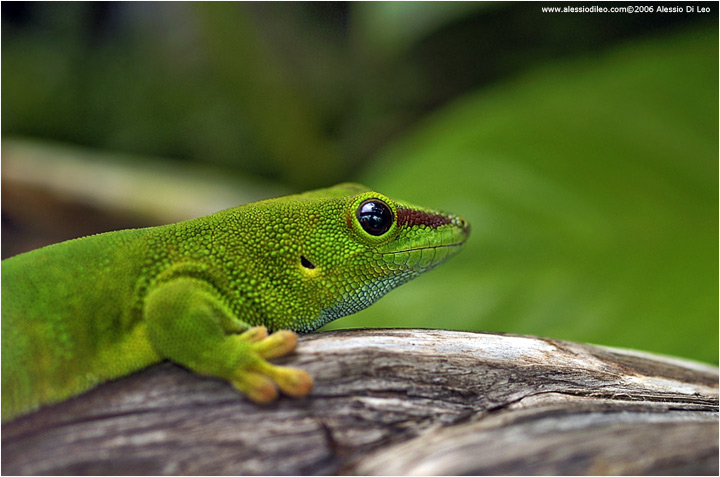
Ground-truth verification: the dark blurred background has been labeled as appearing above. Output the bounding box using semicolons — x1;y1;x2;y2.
2;2;717;363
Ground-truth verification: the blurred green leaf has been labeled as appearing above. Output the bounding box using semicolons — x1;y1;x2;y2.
324;28;718;364
351;2;492;57
192;3;340;188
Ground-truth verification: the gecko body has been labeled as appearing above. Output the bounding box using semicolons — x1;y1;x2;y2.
2;183;469;421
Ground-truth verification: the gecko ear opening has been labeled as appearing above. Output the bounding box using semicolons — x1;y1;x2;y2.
300;256;316;269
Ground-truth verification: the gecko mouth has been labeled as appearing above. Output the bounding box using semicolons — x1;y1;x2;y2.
383;241;466;255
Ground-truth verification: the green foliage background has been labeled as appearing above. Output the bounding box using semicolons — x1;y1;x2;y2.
2;3;717;363
327;28;718;366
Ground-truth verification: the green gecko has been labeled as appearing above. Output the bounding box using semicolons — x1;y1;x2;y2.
2;183;469;422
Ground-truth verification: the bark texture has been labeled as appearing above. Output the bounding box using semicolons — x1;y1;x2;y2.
2;329;718;475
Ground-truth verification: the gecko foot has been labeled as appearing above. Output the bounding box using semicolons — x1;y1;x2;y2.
232;328;313;403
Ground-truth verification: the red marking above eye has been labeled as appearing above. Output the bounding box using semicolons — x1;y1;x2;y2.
397;208;451;229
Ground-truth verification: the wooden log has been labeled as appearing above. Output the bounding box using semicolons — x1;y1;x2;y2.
2;329;717;475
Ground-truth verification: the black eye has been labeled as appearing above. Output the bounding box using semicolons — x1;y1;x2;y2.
356;199;394;236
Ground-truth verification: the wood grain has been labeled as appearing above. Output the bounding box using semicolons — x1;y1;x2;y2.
2;329;717;475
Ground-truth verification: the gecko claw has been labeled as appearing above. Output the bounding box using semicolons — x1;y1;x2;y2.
257;362;313;398
252;329;298;359
232;371;278;404
238;326;268;343
232;329;312;402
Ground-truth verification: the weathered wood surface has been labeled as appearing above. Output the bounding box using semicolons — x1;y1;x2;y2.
2;329;718;475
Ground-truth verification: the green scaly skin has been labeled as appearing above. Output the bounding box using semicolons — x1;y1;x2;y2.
1;183;469;421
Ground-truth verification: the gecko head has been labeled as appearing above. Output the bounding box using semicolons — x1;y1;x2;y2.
295;186;470;330
348;191;470;270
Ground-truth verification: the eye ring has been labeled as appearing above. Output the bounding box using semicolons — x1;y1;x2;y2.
356;199;394;236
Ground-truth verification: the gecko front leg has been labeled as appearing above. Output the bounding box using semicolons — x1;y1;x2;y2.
144;276;312;403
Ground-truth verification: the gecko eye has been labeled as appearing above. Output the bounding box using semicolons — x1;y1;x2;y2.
357;199;394;236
